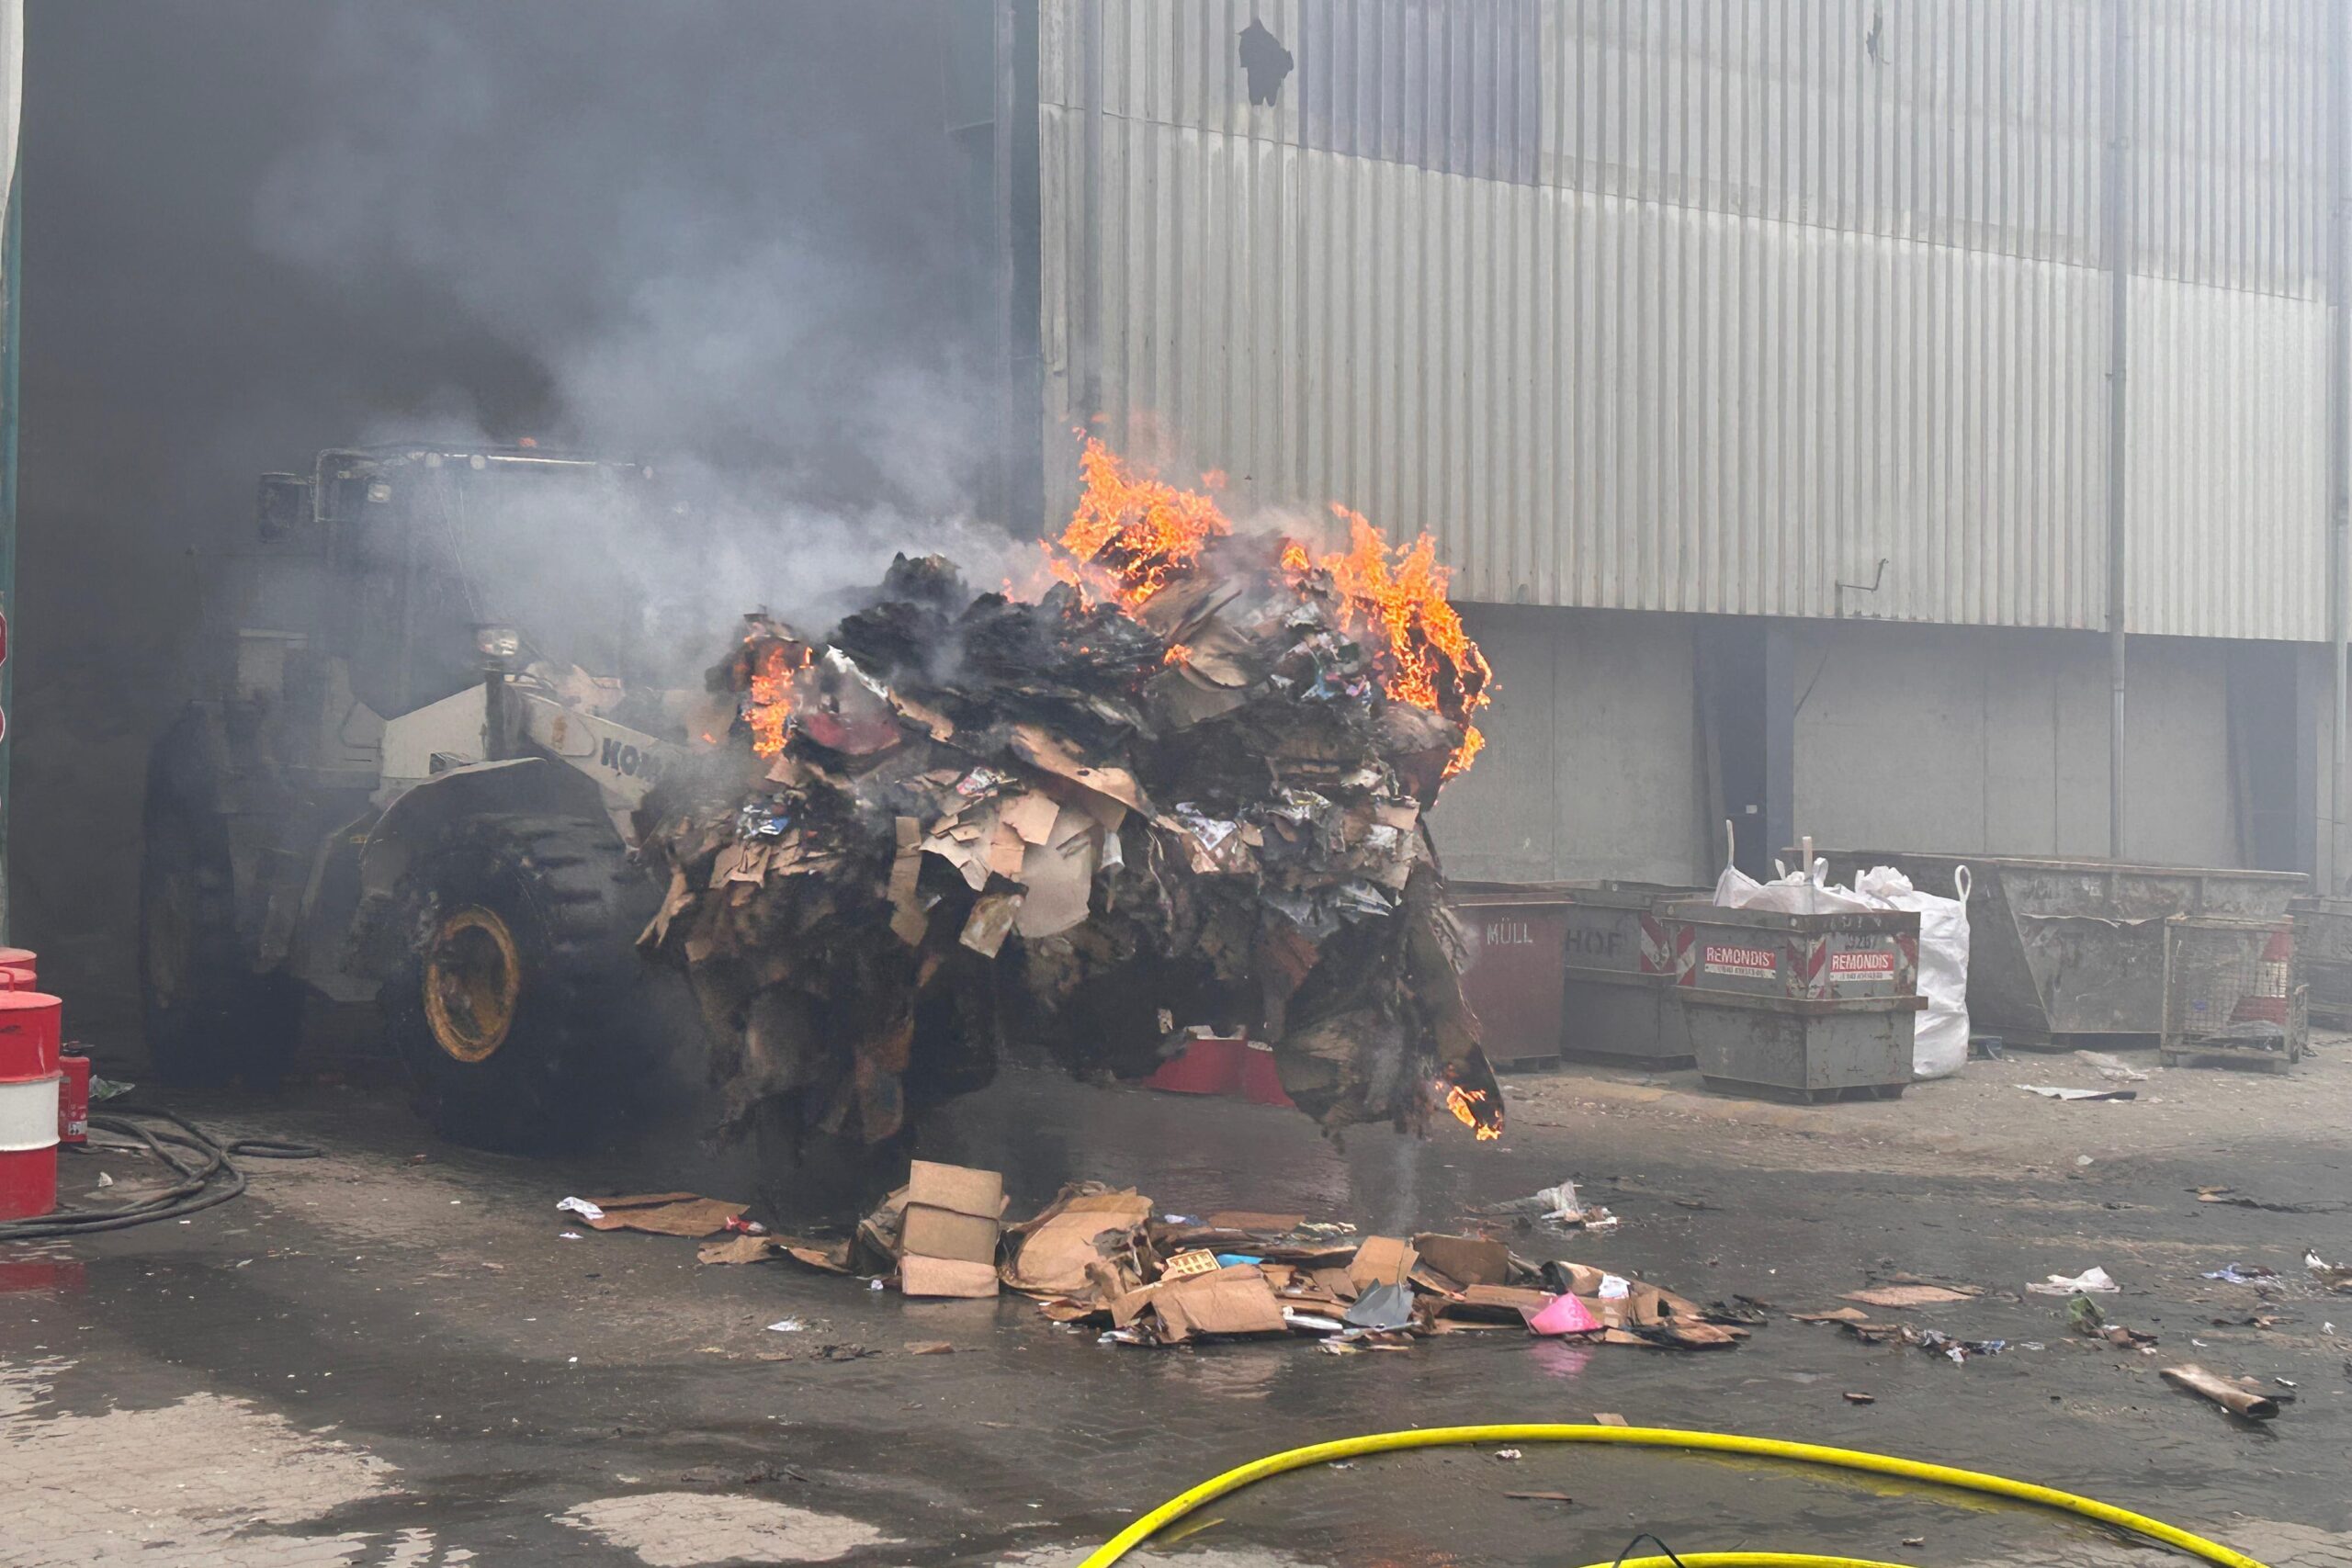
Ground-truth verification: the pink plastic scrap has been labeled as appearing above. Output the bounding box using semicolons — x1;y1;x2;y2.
1521;1292;1602;1337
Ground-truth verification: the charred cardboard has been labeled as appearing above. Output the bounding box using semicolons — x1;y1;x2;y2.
1411;1233;1510;1287
900;1255;1000;1299
1004;1189;1156;1294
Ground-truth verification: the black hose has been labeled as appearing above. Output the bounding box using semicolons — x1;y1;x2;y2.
0;1104;319;1242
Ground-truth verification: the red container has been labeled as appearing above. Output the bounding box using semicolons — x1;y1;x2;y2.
0;1073;60;1220
1237;1039;1295;1108
0;947;36;980
1145;1032;1245;1096
57;1055;89;1145
0;989;62;1078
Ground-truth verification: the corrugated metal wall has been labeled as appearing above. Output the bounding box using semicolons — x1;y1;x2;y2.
1038;0;2337;640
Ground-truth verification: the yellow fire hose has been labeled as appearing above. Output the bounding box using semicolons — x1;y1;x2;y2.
1075;1423;2270;1568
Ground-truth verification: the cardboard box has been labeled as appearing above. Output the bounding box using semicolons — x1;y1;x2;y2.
904;1159;1004;1220
900;1204;1002;1265
898;1160;1006;1269
899;1255;1000;1298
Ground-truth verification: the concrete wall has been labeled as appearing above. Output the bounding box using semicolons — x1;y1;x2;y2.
1437;606;2270;888
1790;621;2236;867
1430;605;1706;886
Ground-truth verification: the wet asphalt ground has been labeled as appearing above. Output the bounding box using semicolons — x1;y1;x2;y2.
4;1050;2350;1568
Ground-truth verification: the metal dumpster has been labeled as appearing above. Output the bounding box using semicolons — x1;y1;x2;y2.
1558;882;1703;1067
1661;901;1924;1101
1803;852;2306;1047
1454;884;1577;1069
2161;916;2306;1072
2288;896;2352;1025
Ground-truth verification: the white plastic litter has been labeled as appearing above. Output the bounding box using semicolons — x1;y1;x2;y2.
766;1318;807;1333
2074;1051;2150;1082
1598;1274;1632;1300
2027;1267;2119;1295
556;1197;605;1223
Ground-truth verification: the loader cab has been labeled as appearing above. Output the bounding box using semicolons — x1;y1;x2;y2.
253;445;662;721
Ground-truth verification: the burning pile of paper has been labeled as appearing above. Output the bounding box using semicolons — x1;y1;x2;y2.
638;445;1502;1151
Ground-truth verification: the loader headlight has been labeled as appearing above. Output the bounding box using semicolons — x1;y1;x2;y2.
474;625;522;664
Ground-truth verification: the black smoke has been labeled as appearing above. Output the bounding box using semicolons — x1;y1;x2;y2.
17;1;998;1031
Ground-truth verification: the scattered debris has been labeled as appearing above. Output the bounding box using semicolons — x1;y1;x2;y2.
2018;1085;2137;1102
1001;1185;1743;1351
2200;1263;2283;1287
903;1341;956;1355
1493;1448;1523;1461
2066;1293;2157;1349
638;447;1506;1155
2074;1051;2150;1082
1843;1392;1875;1404
2308;1252;2352;1292
1487;1179;1618;1232
556;1197;606;1224
1594;1413;1630;1427
1503;1491;1573;1503
2162;1363;2281;1419
2192;1188;2347;1214
2028;1268;2118;1296
765;1318;808;1334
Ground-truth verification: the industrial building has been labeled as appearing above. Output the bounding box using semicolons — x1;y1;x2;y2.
1014;0;2349;888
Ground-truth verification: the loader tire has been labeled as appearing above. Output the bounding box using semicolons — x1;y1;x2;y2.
139;716;302;1087
383;812;656;1153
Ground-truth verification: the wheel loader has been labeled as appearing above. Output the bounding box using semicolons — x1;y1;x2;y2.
139;444;702;1150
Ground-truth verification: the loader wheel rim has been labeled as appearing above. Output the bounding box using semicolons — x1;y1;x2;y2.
424;908;521;1065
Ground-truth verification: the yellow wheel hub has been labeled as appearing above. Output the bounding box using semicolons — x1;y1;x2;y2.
424;907;521;1064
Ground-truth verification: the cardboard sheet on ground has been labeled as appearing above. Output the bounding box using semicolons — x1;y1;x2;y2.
1145;1266;1287;1341
579;1193;746;1237
1840;1284;1975;1308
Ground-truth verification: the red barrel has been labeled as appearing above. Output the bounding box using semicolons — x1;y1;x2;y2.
0;948;35;987
0;988;64;1220
57;1054;89;1145
0;989;62;1078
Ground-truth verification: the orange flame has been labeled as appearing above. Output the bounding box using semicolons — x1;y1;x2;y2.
1444;1083;1503;1140
1055;436;1231;612
745;639;809;758
1052;435;1489;780
1303;506;1494;777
